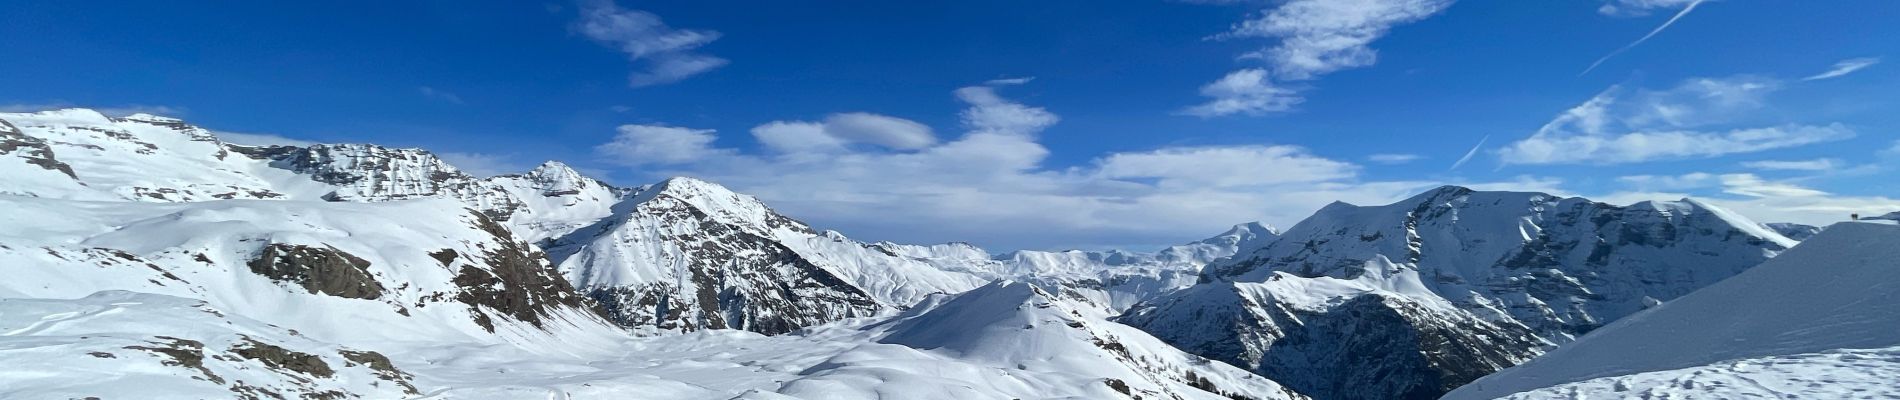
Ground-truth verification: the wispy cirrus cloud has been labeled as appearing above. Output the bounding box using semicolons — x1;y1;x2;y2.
1499;75;1853;165
1582;0;1709;75
1804;57;1880;81
1367;153;1422;164
1741;158;1841;171
1184;0;1454;117
573;0;726;87
418;87;464;104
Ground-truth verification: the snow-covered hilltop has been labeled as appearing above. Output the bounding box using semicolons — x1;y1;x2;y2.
1445;221;1900;399
1125;186;1797;400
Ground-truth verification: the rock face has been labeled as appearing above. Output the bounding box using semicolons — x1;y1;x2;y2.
1128;186;1795;400
1120;270;1544;400
446;213;605;332
247;244;384;300
0;118;77;179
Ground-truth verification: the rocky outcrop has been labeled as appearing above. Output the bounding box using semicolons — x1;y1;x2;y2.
247;244;384;300
0;118;77;179
446;213;603;332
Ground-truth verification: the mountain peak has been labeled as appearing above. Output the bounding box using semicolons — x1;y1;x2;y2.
631;176;813;235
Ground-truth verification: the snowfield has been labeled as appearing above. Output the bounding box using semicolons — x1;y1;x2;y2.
1447;222;1900;399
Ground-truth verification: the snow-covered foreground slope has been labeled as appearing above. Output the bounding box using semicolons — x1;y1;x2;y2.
1126;186;1794;400
1446;222;1900;399
1480;347;1900;400
0;291;422;399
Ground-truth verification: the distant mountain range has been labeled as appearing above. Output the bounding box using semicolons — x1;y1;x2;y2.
5;108;1884;400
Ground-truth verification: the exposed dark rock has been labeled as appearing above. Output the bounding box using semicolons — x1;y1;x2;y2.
230;337;334;379
0;118;78;179
1120;285;1543;400
247;244;384;300
451;212;601;332
339;349;420;395
124;336;224;385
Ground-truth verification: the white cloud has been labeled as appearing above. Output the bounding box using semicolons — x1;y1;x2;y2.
823;113;937;150
1596;0;1705;17
437;152;528;177
984;77;1036;86
213;131;315;147
0;103;186;118
1583;0;1709;75
574;0;726;87
750;113;936;154
1718;173;1828;198
1616;172;1718;191
1368;153;1422;164
1605;171;1899;226
751;121;847;155
956;85;1059;136
1181;68;1304;117
418;87;464;104
1499;75;1851;165
1448;134;1488;170
598;81;1560;250
1186;0;1453;116
1500;124;1853;165
1803;57;1880;81
1219;0;1454;80
1096;145;1358;188
595;124;731;165
1741;159;1840;171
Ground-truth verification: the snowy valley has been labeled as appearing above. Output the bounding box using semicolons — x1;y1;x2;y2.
2;108;1895;399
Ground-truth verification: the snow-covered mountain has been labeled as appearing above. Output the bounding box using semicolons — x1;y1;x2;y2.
10;107;1875;399
1125;186;1797;400
1447;221;1900;399
0;108;1309;398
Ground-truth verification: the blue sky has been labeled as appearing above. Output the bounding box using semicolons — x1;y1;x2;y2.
3;0;1896;250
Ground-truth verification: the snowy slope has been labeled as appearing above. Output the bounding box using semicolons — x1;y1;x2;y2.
1128;186;1793;400
1480;347;1900;400
1445;222;1900;399
0;291;421;399
773;281;1309;400
0;195;622;351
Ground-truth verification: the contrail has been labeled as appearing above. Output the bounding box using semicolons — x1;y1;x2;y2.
1581;0;1707;76
1449;135;1489;171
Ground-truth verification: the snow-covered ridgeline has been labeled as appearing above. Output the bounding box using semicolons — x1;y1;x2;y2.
1446;222;1900;399
1125;186;1798;400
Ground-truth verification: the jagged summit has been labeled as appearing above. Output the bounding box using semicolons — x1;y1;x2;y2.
629;176;813;235
1128;185;1797;400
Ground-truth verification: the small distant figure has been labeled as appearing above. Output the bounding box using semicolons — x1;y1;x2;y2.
1852;213;1860;221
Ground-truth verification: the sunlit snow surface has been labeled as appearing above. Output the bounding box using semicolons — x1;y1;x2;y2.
1448;222;1900;399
